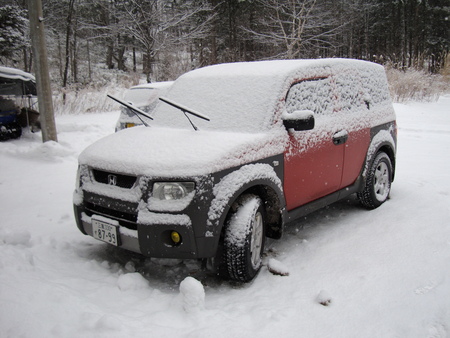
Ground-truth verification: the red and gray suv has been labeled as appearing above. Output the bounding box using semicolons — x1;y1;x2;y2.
74;59;397;282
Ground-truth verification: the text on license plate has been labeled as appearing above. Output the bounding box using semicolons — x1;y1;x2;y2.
92;219;119;246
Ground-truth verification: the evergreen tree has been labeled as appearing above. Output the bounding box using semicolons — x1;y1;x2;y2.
0;5;29;64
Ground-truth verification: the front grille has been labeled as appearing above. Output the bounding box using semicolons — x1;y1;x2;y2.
92;169;137;188
85;202;138;230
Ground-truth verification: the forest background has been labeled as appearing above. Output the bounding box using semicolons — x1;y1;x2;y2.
0;0;449;114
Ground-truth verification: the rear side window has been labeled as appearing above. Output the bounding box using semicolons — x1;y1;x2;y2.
358;68;391;105
335;72;366;112
285;78;333;115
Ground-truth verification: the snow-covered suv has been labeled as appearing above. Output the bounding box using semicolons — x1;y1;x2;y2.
74;59;397;282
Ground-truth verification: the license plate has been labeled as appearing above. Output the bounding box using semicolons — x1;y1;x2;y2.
125;123;136;128
92;218;119;246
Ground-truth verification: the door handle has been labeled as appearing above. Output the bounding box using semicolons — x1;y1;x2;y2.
333;130;348;145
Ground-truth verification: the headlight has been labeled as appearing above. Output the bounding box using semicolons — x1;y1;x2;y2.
152;182;195;200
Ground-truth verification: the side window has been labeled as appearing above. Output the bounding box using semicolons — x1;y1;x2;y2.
335;72;366;112
285;78;333;115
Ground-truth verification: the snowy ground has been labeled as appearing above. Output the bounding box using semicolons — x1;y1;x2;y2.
1;96;449;338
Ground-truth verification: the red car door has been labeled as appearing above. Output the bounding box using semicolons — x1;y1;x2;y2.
283;77;346;211
334;70;372;188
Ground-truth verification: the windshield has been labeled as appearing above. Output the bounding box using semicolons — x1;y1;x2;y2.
124;88;159;106
151;72;282;133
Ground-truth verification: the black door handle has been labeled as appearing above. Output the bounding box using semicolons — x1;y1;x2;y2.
333;131;348;145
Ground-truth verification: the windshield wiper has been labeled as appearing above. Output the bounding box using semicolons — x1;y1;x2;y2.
107;94;153;127
159;97;210;131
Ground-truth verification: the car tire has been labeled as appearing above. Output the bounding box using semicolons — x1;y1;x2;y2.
11;123;22;139
358;152;393;209
222;194;266;282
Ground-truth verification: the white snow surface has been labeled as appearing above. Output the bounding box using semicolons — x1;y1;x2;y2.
1;97;450;337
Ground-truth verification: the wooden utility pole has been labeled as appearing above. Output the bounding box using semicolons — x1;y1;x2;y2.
28;0;58;142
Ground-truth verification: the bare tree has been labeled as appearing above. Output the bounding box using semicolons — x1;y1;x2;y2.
244;0;342;59
116;0;214;81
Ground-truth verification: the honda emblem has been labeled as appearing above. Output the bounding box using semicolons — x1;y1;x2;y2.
108;174;117;186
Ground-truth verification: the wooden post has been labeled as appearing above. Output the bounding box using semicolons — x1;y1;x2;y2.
28;0;58;142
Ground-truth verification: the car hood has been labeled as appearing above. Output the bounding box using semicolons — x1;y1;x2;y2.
79;126;286;177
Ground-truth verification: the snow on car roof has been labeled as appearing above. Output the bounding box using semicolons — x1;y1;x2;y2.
0;66;36;82
131;81;174;90
153;59;382;133
170;58;381;82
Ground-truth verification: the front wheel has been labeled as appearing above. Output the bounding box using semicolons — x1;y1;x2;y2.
358;152;393;209
221;194;266;282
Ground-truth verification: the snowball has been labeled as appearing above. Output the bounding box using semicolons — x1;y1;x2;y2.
267;258;290;276
316;290;332;306
117;273;149;291
179;276;205;313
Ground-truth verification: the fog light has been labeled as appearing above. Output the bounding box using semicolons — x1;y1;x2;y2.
171;231;181;245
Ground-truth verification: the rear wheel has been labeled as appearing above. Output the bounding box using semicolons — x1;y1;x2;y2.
221;194;266;282
358;152;393;209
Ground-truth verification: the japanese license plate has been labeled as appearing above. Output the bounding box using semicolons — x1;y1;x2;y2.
92;218;119;246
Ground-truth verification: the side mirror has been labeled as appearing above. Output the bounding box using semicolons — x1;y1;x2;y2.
282;110;315;131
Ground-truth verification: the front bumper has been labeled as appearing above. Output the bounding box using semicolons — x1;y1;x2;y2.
73;203;217;259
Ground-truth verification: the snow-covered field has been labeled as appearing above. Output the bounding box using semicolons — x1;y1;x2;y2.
1;96;449;337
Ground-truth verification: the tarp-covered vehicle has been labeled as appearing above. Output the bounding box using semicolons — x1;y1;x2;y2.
0;66;40;141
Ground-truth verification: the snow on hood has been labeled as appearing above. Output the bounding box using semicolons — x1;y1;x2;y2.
78;126;286;177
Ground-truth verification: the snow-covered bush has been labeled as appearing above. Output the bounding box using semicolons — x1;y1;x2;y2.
385;66;448;103
52;70;141;115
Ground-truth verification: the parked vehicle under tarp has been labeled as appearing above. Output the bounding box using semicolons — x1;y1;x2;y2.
0;66;40;140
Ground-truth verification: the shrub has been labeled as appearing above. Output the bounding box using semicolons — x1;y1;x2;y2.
52;70;141;115
385;65;448;103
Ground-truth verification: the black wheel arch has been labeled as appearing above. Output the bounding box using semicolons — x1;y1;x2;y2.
377;144;396;182
236;183;285;239
212;177;286;247
363;142;396;186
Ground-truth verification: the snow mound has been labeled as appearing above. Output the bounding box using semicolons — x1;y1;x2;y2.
0;138;76;162
179;276;205;313
267;258;290;276
117;272;149;291
94;314;123;332
0;229;31;247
